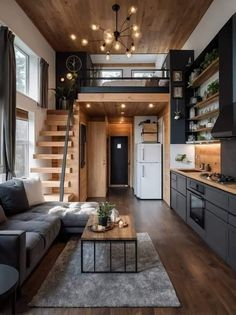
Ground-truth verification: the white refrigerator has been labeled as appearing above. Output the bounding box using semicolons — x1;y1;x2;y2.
136;143;162;199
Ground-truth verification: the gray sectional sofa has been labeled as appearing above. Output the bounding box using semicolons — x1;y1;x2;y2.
0;179;98;286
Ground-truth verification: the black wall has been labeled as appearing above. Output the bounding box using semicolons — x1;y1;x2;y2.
167;50;194;144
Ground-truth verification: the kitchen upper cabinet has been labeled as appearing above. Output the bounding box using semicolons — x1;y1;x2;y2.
205;208;228;260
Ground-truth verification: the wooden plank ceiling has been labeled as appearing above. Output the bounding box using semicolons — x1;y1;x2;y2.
78;101;167;118
16;0;213;53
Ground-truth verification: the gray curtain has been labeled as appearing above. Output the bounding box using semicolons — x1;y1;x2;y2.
38;58;49;108
0;26;16;180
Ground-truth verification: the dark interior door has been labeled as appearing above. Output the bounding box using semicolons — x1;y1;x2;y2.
110;136;128;185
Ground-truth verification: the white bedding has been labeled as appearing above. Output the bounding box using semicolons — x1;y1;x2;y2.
102;79;146;86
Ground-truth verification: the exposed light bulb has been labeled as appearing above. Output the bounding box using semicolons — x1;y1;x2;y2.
131;43;136;52
132;25;139;31
106;52;110;60
114;41;121;50
81;38;88;46
70;34;77;40
60;77;65;82
66;73;73;80
129;6;137;14
100;43;106;51
91;24;99;31
121;103;126;108
149;103;154;108
133;31;141;38
86;103;91;108
121;111;125;115
126;49;132;58
105;38;112;44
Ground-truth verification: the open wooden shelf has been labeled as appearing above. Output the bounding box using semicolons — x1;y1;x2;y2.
193;92;219;109
188;127;213;133
188;109;219;121
186;140;220;144
188;58;219;88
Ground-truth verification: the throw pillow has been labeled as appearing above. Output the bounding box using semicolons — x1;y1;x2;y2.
0;179;30;216
0;205;7;224
22;177;45;207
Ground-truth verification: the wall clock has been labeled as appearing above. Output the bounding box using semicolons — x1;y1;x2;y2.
66;55;82;73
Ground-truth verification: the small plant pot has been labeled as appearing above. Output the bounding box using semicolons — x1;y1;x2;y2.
98;216;108;227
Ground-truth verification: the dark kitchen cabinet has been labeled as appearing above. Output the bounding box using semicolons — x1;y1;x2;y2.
171;172;187;222
205;208;228;260
228;224;236;270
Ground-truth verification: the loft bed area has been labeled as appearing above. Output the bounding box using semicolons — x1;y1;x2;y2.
56;52;170;96
78;67;170;93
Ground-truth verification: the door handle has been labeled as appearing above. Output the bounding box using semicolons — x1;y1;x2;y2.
142;148;145;161
142;165;145;177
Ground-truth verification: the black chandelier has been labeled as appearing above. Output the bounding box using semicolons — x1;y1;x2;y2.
81;3;141;59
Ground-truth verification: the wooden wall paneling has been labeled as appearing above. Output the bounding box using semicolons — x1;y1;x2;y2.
79;109;89;201
157;102;170;205
195;144;221;173
87;121;107;197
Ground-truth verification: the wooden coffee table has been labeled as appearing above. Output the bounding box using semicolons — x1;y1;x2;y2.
81;215;138;273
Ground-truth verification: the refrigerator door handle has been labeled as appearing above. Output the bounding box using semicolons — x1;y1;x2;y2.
142;165;145;178
142;148;145;161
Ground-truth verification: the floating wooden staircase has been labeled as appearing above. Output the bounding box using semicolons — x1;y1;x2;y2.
31;109;79;202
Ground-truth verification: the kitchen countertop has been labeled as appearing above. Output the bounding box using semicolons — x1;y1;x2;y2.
171;169;236;196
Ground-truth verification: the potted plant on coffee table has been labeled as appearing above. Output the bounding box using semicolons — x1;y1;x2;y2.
98;201;115;227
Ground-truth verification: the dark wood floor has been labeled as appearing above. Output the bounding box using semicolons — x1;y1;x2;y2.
8;188;236;314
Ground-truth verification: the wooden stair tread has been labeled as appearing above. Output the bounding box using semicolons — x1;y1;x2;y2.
45;120;70;126
40;131;74;136
33;154;72;160
44;193;74;202
42;181;70;188
37;141;72;147
47;114;79;121
31;167;72;173
47;110;69;115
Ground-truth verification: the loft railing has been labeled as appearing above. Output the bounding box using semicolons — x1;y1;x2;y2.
59;101;74;202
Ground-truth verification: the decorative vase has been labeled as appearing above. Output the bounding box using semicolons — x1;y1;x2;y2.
98;216;108;227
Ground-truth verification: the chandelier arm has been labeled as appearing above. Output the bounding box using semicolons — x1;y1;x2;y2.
120;34;131;37
120;17;129;32
118;39;129;50
120;26;132;34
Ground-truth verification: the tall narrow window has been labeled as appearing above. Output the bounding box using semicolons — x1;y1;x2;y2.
15;109;29;178
15;46;29;94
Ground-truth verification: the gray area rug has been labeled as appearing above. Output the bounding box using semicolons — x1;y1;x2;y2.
29;233;180;308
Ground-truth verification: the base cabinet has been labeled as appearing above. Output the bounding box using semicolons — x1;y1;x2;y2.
171;188;186;222
228;224;236;270
205;209;228;260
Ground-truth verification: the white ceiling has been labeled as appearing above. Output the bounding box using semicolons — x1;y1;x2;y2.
90;53;167;68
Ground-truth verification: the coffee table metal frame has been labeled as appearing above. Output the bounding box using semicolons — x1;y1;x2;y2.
81;238;138;273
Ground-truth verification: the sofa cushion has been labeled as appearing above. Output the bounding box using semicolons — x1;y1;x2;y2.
0;213;61;248
0;205;7;224
0;179;29;216
26;232;44;268
22;177;45;206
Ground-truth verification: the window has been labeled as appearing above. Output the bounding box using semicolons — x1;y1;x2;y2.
99;69;123;78
15;37;40;101
15;46;29;94
15;109;29;178
132;70;157;78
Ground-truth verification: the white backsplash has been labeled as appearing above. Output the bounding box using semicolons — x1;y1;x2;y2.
170;144;195;169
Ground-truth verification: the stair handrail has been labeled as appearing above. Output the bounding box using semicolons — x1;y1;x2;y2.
59;101;74;202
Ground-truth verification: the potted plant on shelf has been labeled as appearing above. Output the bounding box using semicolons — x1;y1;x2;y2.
207;79;219;97
98;201;115;226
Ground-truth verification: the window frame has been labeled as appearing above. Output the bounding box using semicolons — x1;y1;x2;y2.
15;109;30;178
15;44;30;96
